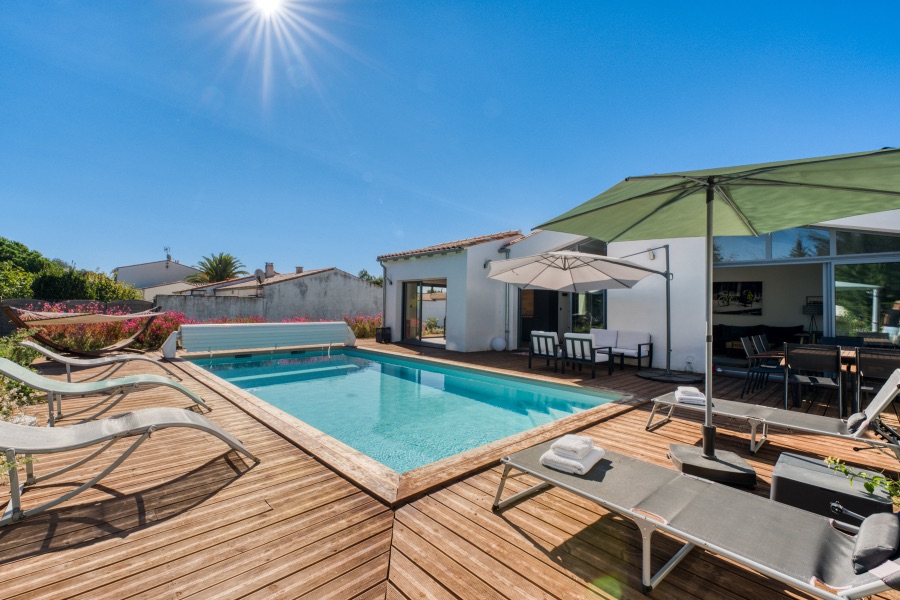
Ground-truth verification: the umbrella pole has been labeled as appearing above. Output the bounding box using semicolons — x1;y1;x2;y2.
664;244;672;374
703;180;717;458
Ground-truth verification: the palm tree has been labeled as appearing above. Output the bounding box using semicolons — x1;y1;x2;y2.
187;253;249;283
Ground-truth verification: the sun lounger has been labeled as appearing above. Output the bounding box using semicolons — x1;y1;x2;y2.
493;440;900;599
645;370;900;457
0;357;207;426
19;340;182;382
0;407;259;526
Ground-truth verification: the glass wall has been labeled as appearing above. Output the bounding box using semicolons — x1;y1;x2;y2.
571;291;605;333
834;261;900;337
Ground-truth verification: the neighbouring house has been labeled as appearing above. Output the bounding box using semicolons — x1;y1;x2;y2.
113;258;201;289
379;209;900;373
156;264;382;322
139;281;199;302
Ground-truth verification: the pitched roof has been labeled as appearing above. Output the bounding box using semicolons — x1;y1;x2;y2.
216;268;335;290
501;230;542;247
377;230;523;261
113;259;200;272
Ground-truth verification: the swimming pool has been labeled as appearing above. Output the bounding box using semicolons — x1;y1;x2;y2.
191;348;620;473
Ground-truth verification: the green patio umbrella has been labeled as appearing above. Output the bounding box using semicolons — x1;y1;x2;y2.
538;148;900;484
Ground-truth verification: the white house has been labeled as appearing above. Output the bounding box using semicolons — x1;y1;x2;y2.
379;210;900;374
113;259;201;289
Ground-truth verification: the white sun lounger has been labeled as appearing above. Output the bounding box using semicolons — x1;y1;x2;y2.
20;340;182;382
0;357;207;426
0;407;259;526
494;440;900;599
645;370;900;457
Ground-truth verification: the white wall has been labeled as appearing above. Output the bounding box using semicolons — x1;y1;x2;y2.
713;264;821;328
421;299;446;325
115;261;200;288
607;238;707;373
464;241;510;351
819;209;900;234
143;281;195;301
504;231;586;349
382;252;470;349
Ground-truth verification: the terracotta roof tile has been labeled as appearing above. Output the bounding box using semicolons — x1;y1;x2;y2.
377;230;523;261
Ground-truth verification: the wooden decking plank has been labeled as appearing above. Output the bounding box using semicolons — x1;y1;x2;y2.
167;507;392;599
108;502;391;600
391;520;505;599
387;545;458;600
7;484;370;600
351;578;388;600
414;494;620;600
230;529;394;600
396;504;553;599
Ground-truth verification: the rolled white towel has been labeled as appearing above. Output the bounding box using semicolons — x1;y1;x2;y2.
550;434;594;459
674;390;709;406
540;447;606;475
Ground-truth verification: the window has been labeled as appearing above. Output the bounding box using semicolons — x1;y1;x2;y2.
836;231;900;255
713;235;766;262
771;228;830;259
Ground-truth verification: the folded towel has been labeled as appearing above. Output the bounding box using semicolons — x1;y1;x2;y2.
675;390;708;406
540;447;606;475
677;386;704;397
550;434;594;459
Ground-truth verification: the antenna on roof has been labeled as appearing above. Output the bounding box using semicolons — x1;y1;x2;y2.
255;269;266;284
164;246;172;264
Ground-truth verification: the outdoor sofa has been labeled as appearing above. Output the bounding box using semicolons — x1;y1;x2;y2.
590;328;652;370
494;439;900;599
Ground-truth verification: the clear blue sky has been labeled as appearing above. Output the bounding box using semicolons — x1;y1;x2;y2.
2;1;898;277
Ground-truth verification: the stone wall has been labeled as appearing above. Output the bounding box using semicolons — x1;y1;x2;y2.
155;270;382;323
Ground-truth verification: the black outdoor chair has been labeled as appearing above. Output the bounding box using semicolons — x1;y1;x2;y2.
855;347;900;415
783;343;843;414
528;331;561;372
740;336;778;398
561;333;612;378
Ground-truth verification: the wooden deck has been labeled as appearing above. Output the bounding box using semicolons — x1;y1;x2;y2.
0;341;898;599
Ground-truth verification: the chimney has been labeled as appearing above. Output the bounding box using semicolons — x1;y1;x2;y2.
265;262;274;278
295;266;304;274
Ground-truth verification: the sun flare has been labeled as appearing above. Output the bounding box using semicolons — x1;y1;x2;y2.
254;0;282;18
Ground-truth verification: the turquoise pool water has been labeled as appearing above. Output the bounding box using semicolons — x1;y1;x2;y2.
192;349;618;473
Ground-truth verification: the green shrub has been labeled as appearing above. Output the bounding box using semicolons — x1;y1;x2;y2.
0;262;34;298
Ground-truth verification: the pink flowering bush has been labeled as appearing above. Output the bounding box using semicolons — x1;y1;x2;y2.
344;314;381;338
22;304;382;349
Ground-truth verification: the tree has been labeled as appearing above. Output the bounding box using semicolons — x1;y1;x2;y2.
357;269;383;287
186;253;249;284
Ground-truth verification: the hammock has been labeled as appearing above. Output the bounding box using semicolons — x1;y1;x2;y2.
3;306;161;357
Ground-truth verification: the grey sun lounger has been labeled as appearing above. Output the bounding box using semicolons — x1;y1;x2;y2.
645;370;900;457
0;357;208;426
493;440;900;599
20;340;182;382
0;407;259;526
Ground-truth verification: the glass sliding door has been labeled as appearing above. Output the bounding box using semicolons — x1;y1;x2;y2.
571;291;606;333
402;282;423;342
834;261;900;338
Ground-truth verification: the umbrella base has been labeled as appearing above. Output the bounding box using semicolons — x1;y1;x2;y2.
668;444;757;488
634;369;704;384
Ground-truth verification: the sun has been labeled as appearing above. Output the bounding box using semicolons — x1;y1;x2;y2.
254;0;283;18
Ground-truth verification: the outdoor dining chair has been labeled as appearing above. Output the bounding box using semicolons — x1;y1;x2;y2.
783;343;843;414
856;347;900;415
740;336;777;398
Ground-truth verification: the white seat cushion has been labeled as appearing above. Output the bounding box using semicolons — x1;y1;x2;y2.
612;347;649;358
616;330;650;351
531;331;560;357
593;350;611;362
590;328;618;348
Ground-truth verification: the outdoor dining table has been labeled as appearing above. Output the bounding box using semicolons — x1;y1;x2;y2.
754;347;858;413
